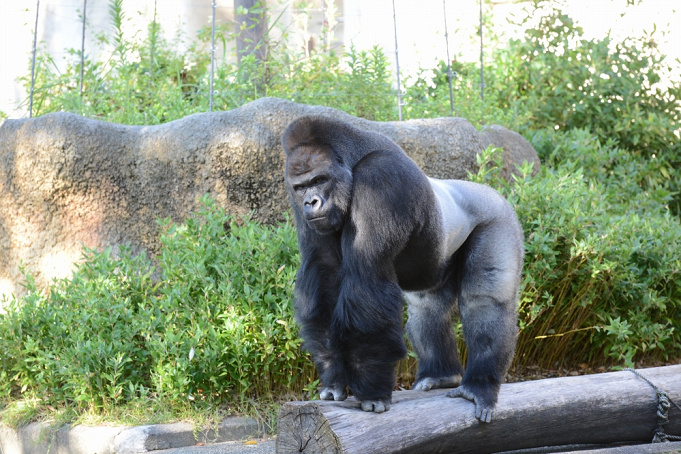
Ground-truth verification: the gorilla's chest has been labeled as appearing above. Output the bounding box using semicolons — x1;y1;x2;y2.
393;179;475;292
393;232;447;292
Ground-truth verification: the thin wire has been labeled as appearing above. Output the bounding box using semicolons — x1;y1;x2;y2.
149;0;157;93
479;0;484;101
442;0;454;113
321;0;326;51
391;0;402;121
29;0;40;118
209;0;217;112
79;0;87;109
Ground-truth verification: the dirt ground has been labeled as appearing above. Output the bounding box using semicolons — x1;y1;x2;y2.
505;358;681;383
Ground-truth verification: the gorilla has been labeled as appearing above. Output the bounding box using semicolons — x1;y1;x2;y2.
282;116;524;423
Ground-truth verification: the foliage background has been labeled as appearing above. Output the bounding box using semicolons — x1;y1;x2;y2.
1;0;680;428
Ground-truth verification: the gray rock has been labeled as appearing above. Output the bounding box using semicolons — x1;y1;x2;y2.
480;124;541;180
0;97;539;299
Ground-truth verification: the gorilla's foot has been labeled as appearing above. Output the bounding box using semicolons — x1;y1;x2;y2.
412;374;462;391
359;397;391;413
320;386;347;401
446;384;497;423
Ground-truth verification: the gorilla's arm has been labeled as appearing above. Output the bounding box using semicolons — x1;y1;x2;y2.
292;231;348;401
329;149;439;407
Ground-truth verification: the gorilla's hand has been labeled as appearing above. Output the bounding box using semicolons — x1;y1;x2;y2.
360;397;391;413
319;386;347;401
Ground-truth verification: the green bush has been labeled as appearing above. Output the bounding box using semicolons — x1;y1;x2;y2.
486;0;681;212
24;2;397;124
149;199;311;403
471;145;681;368
24;1;209;124
401;60;529;129
0;197;313;416
516;167;681;366
0;248;157;410
529;127;676;214
280;45;396;122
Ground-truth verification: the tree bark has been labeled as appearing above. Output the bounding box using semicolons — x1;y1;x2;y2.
234;0;267;66
276;365;681;454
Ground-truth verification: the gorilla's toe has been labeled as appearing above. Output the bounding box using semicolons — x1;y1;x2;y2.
360;398;391;413
446;384;496;423
320;386;347;401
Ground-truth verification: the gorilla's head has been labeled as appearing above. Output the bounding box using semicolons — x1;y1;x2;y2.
285;143;352;233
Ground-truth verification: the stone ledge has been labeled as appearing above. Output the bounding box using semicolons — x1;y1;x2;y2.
0;417;260;454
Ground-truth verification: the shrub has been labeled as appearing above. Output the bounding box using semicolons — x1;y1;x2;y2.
149;198;312;403
0;248;158;410
23;3;397;124
401;60;529;129
471;145;681;368
281;45;396;121
528;127;676;214
486;0;681;212
0;197;313;416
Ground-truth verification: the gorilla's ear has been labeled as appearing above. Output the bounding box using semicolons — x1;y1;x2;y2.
282;116;326;155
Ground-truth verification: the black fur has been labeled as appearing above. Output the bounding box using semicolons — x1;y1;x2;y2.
282;116;524;422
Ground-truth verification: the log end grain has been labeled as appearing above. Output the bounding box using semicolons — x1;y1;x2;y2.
276;401;342;454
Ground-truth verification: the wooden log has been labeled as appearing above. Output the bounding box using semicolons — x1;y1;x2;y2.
276;365;681;454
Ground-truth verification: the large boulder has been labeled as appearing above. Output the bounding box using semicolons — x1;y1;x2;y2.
0;97;539;299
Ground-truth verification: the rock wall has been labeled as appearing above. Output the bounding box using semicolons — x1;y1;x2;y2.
0;97;539;299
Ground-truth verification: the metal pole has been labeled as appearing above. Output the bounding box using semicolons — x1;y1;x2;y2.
479;0;484;101
209;0;217;112
321;0;326;51
29;0;40;118
442;0;454;113
80;0;87;108
392;0;402;121
149;0;157;91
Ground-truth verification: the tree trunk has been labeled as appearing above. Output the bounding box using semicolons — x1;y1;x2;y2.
276;365;681;454
234;0;267;66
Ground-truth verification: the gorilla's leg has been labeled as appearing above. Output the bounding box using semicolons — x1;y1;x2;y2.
446;295;516;422
445;231;519;423
405;290;464;391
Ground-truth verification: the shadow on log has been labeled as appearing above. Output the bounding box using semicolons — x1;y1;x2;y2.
276;365;681;454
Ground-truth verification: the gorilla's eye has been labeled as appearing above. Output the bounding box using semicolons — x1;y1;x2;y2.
311;176;329;186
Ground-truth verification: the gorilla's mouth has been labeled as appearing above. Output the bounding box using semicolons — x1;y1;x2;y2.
307;216;328;226
307;216;337;232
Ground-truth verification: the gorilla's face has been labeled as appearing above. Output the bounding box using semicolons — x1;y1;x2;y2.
285;146;352;233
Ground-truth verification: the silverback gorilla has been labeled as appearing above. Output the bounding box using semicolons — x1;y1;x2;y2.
282;116;524;423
